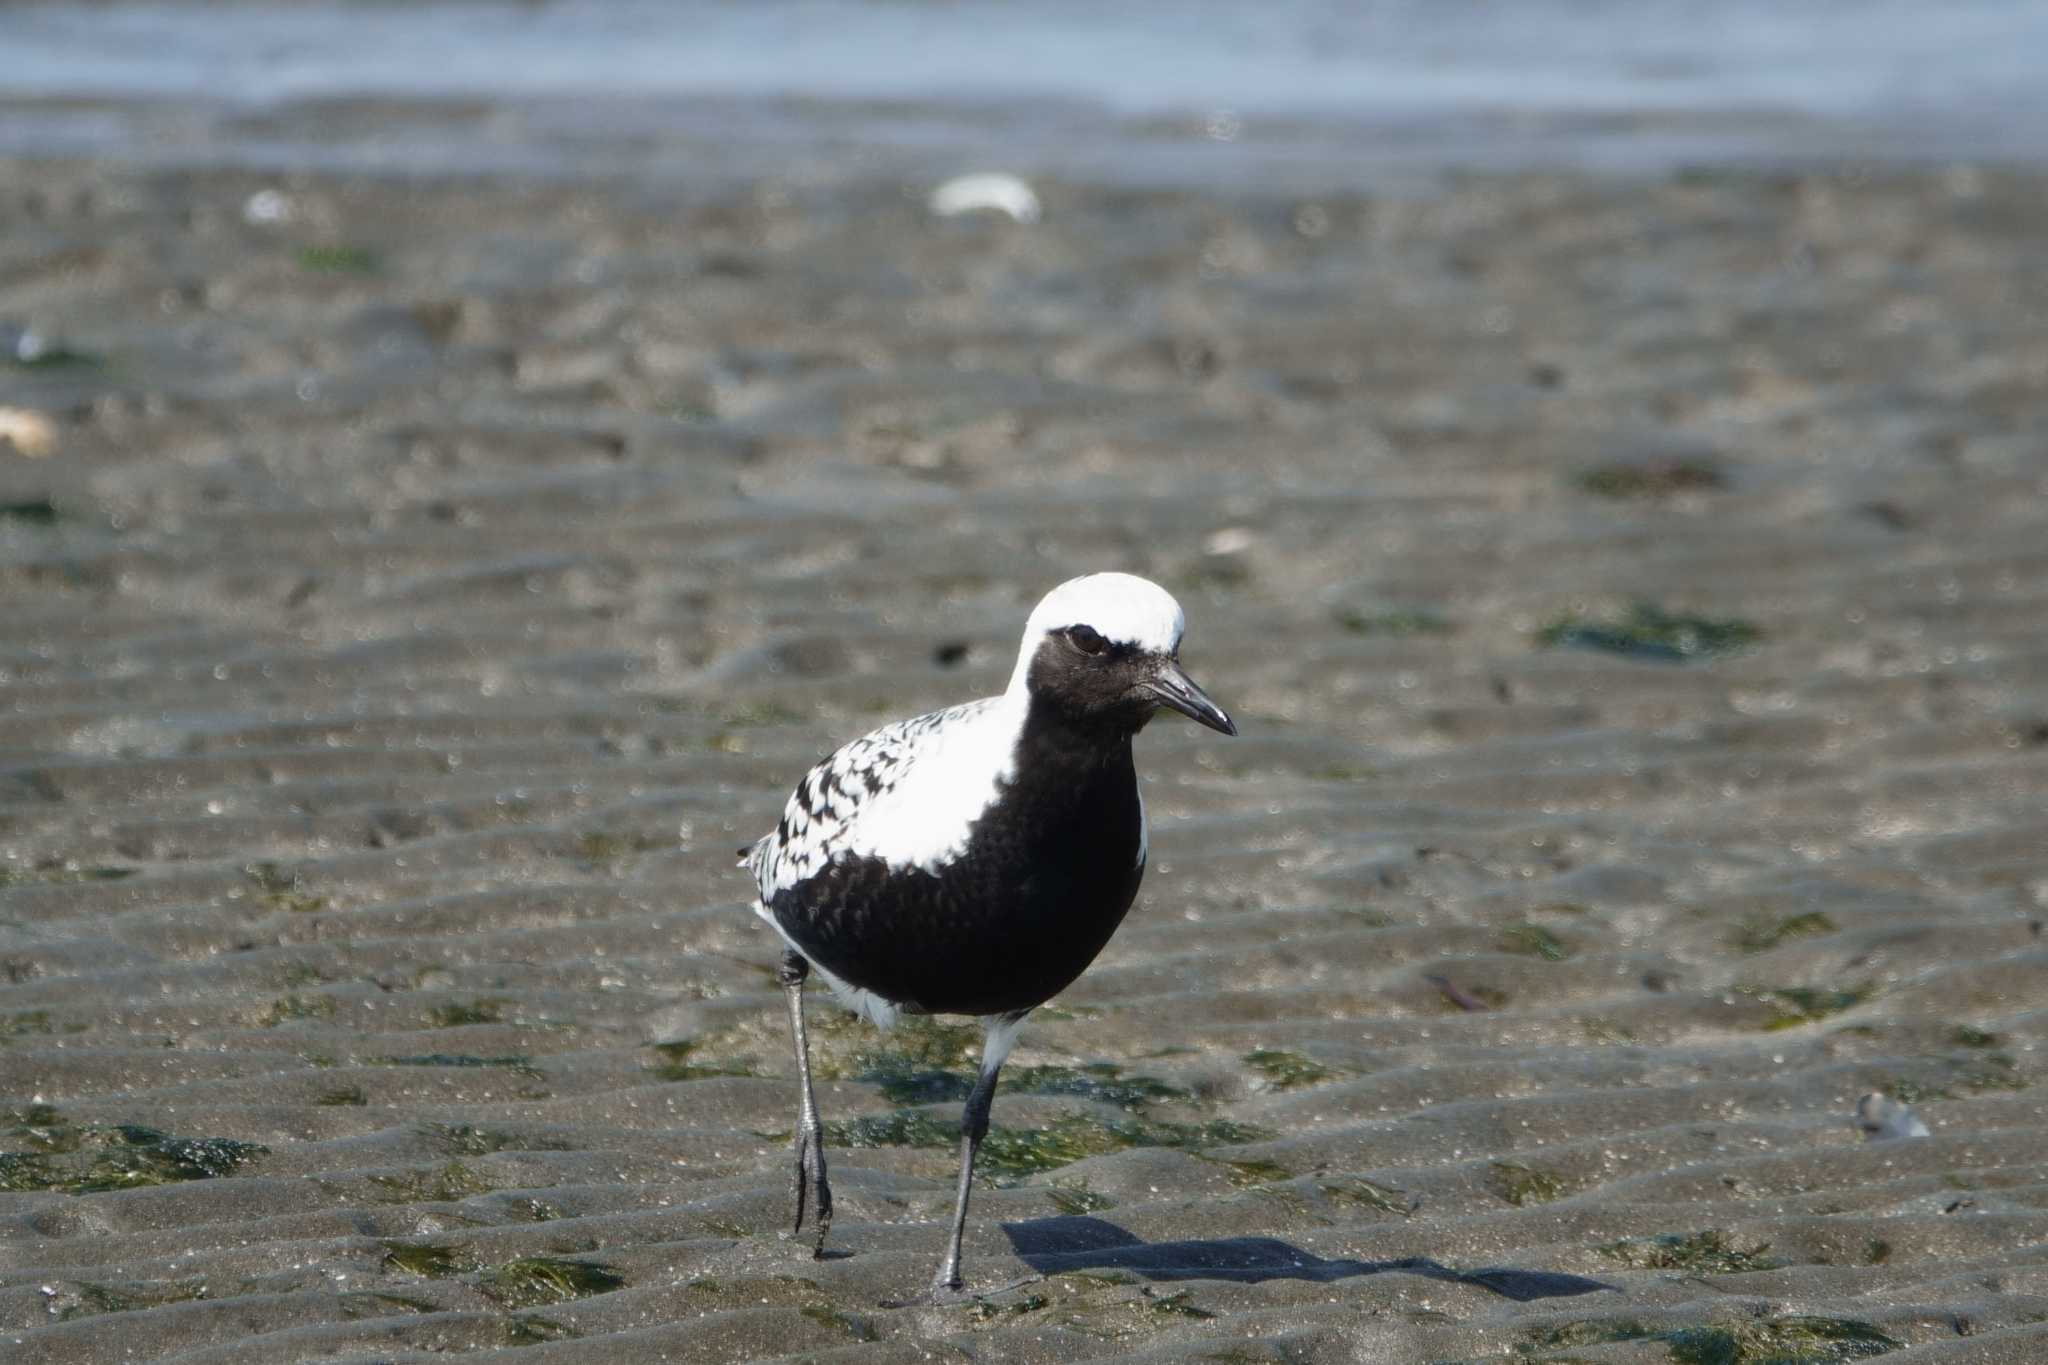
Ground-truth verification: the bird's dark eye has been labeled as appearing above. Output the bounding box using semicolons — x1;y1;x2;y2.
1066;625;1108;656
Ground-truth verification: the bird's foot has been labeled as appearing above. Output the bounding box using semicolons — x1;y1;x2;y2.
786;1121;831;1257
885;1273;1042;1310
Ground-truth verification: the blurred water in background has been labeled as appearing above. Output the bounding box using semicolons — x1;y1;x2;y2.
3;0;2045;187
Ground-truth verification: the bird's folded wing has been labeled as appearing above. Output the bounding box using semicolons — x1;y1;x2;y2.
749;696;1016;899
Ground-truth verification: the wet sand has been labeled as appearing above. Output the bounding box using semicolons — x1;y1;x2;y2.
3;144;2047;1363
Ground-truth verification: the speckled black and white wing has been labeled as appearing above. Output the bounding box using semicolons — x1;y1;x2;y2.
740;695;1022;905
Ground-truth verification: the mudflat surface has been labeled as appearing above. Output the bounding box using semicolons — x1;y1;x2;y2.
3;153;2047;1362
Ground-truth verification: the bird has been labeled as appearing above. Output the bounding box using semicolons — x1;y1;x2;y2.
738;572;1236;1299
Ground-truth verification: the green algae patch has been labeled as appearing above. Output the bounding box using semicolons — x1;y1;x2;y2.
1486;1160;1567;1207
1575;458;1726;499
1520;1318;1658;1353
297;243;380;273
1208;1155;1293;1188
1148;1289;1216;1320
1336;606;1452;637
1047;1179;1115;1215
3;1010;55;1039
963;1292;1054;1323
859;1057;1188;1108
1581;1017;1639;1045
1537;603;1760;663
367;1160;496;1203
1735;911;1837;954
1596;1230;1784;1274
852;1058;972;1104
382;1241;470;1278
479;1256;624;1309
1953;1054;2028;1093
647;1038;757;1082
1663;1316;1899;1363
316;1085;368;1106
1879;1052;2028;1103
1519;1314;1898;1362
1742;984;1874;1030
986;1116;1269;1178
1243;1048;1339;1090
0;1122;266;1195
503;1314;577;1345
789;1013;976;1100
818;1015;1184;1110
240;859;330;913
5;343;103;370
1498;923;1573;961
46;1279;210;1322
428;998;507;1028
825;1107;960;1151
833;1015;979;1100
1052;1284;1222;1340
1951;1025;2000;1049
8;1102;66;1144
718;699;806;728
1319;1175;1413;1215
374;1052;544;1079
1009;1062;1187;1108
259;993;337;1027
243;860;298;893
826;1108;1269;1179
0;497;61;525
347;1290;441;1314
799;1303;881;1342
0;862;136;887
573;830;667;865
424;1122;576;1156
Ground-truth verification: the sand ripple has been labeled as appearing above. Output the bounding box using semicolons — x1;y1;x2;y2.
3;153;2046;1362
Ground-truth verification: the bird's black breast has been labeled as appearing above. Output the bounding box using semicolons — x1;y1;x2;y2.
769;717;1145;1017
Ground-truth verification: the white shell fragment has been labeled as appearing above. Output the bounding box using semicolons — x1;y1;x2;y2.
0;407;58;458
1856;1091;1931;1140
2;324;48;364
243;189;293;225
928;173;1041;224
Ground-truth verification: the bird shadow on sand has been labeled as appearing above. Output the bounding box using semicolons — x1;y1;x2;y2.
1001;1216;1615;1302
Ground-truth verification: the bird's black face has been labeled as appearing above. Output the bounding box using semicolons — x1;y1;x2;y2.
1025;624;1237;736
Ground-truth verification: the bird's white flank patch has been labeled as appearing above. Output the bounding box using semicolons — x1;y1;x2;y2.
1135;782;1149;870
978;1013;1026;1074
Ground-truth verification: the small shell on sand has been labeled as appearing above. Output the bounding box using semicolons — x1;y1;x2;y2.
1856;1091;1931;1140
929;172;1042;223
0;406;58;458
243;188;293;224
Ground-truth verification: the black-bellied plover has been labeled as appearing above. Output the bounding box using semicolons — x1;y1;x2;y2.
739;572;1236;1297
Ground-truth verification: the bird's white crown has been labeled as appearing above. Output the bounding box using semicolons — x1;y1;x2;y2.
1007;573;1186;691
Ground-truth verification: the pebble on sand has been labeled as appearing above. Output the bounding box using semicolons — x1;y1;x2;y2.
1856;1092;1931;1140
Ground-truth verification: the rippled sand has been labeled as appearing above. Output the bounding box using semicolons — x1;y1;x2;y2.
3;151;2046;1362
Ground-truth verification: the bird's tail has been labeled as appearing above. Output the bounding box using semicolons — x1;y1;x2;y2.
736;833;774;880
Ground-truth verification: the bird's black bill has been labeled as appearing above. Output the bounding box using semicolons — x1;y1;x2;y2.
1144;662;1237;736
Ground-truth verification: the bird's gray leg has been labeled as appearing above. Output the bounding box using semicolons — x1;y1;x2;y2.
931;1014;1026;1296
931;1063;1000;1293
779;949;831;1255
